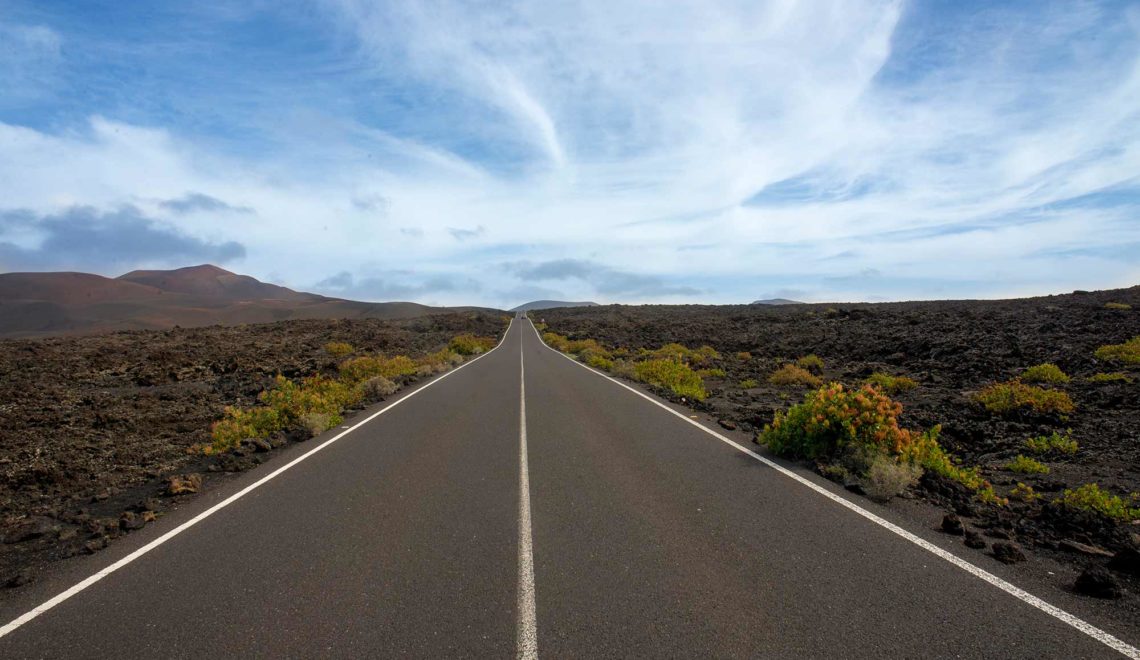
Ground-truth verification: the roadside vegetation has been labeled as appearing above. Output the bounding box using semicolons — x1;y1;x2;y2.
206;334;498;454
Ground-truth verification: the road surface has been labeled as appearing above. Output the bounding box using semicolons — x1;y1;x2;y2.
0;317;1136;658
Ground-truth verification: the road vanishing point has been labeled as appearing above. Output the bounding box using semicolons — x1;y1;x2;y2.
0;317;1137;658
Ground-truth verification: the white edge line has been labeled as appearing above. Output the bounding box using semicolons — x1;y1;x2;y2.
517;337;539;659
0;318;517;640
526;319;1140;659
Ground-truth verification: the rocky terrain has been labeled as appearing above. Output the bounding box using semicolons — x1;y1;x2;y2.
538;286;1140;602
0;312;507;586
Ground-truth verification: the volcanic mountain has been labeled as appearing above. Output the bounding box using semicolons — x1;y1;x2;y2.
0;265;490;338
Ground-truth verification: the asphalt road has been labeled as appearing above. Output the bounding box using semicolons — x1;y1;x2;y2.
0;317;1136;658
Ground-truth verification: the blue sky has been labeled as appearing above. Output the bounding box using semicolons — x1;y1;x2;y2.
0;0;1137;306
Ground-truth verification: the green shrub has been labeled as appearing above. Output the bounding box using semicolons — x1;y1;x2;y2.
542;332;570;352
1054;484;1140;522
339;355;417;383
1020;363;1070;384
696;368;726;378
650;343;693;362
972;380;1075;415
1088;372;1133;384
567;338;608;356
1009;482;1041;503
768;364;822;388
1025;430;1078;455
736;351;752;361
739;378;759;389
1094;336;1140;365
533;322;548;331
261;374;359;423
761;383;938;461
796;354;824;374
324;342;354;358
1005;455;1049;474
209;406;282;453
633;359;707;401
865;372;918;394
761;383;999;503
1104;302;1132;310
586;354;614;371
449;334;496;356
690;345;721;366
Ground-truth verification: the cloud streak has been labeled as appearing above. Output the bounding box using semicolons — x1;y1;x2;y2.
0;1;1136;306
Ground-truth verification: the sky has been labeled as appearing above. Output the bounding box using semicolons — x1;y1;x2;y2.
0;0;1138;307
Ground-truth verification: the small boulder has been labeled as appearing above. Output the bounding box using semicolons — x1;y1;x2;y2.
1108;547;1140;577
3;516;59;544
718;419;737;431
119;512;146;531
964;531;987;549
4;569;33;589
83;536;108;555
941;514;964;536
992;542;1026;564
245;437;273;453
166;474;203;495
1074;566;1121;599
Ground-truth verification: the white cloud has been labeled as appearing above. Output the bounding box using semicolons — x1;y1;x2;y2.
0;1;1137;306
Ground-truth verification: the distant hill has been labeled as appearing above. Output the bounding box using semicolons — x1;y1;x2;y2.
751;298;803;305
0;265;494;338
511;300;600;312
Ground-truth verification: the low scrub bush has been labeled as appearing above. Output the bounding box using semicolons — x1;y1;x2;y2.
1009;482;1041;503
362;376;398;399
1088;372;1133;384
864;454;921;503
567;338;607;356
324;342;354;358
762;383;935;460
739;378;759;389
543;332;570;352
300;412;335;438
762;383;1000;503
690;345;721;367
736;351;752;361
865;372;918;394
261;374;359;424
697;368;726;378
972;380;1074;415
586;354;614;371
1025;430;1078;455
610;359;637;380
1005;455;1049;475
210;406;282;453
1054;484;1140;522
339;355;418;383
449;334;496;356
533;322;548;331
1094;336;1140;365
768;364;821;388
1020;363;1070;384
1104;302;1132;310
796;354;824;374
650;343;693;362
633;359;707;401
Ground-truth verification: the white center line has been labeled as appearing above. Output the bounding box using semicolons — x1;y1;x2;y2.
517;336;539;660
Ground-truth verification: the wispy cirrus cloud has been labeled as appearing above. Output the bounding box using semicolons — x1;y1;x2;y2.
0;1;1136;306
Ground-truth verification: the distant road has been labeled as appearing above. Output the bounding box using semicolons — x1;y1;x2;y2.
0;318;1136;658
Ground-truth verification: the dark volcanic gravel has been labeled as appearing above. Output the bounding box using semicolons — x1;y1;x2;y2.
538;286;1140;599
0;312;506;585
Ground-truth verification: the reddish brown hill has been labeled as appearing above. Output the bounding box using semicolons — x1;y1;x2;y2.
118;264;319;302
0;265;495;337
0;272;163;305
